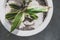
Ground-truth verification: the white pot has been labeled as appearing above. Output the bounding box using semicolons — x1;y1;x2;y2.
0;0;53;36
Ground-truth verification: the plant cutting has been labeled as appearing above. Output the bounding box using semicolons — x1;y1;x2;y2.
5;0;50;32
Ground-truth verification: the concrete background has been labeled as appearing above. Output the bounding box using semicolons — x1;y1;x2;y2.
0;0;60;40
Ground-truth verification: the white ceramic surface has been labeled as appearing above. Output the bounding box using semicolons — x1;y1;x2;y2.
0;0;53;36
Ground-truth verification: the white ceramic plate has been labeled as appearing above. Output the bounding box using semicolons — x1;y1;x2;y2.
0;0;53;36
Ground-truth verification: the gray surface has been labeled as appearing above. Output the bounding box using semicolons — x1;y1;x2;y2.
0;0;60;40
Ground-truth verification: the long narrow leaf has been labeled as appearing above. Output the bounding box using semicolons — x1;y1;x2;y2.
27;6;49;13
9;3;21;10
29;13;38;20
10;11;23;32
5;12;17;20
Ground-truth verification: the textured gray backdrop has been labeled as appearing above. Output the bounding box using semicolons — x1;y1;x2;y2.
0;0;60;40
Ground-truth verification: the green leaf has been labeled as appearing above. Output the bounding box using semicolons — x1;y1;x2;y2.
29;13;38;20
10;11;23;32
27;7;49;13
5;12;17;20
9;3;20;10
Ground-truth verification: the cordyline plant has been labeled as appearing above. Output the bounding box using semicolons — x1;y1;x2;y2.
5;0;50;32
